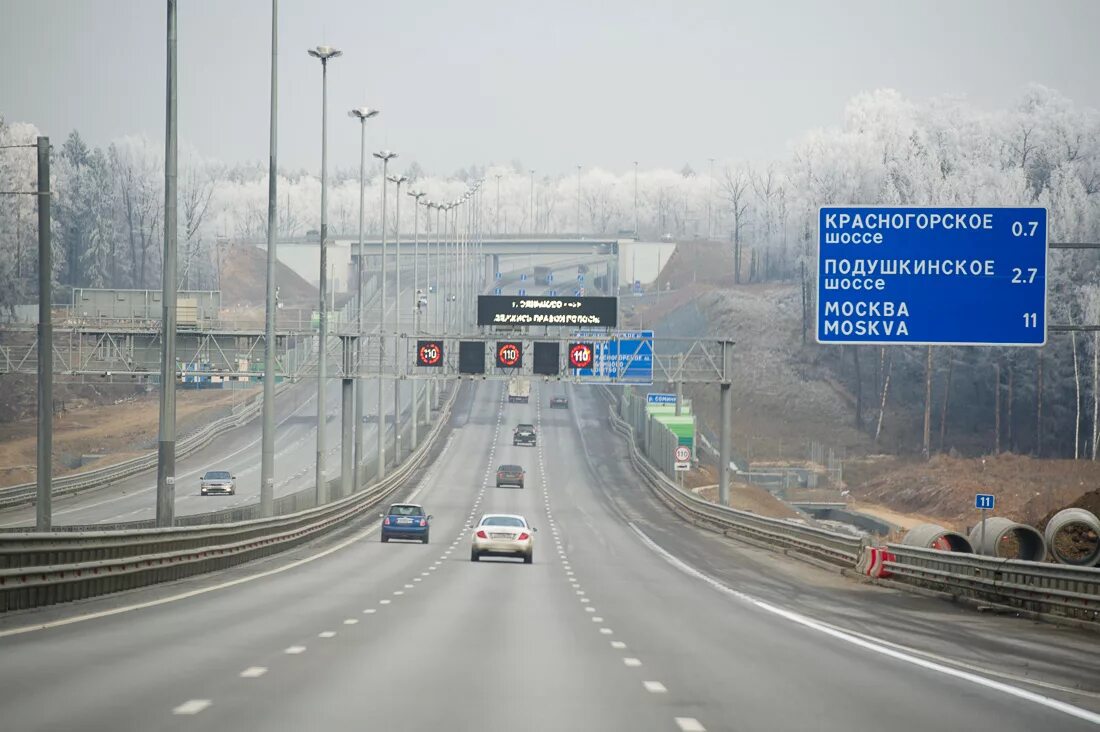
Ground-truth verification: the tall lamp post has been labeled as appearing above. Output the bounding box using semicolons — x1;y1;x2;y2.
633;160;639;237
528;169;535;234
408;189;425;450
307;44;341;505
494;173;503;236
576;164;582;238
387;173;408;462
372;150;397;480
348;106;379;490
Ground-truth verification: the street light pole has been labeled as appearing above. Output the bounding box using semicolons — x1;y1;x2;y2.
260;0;280;517
349;106;379;491
708;157;715;240
387;173;408;463
307;44;341;506
156;0;179;528
372;150;397;480
408;189;425;449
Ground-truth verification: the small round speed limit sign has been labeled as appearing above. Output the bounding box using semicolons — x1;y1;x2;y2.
674;446;691;463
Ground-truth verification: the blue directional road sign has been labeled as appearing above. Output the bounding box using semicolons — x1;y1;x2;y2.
546;274;554;284
817;207;1047;346
493;288;502;295
975;493;995;510
647;393;677;405
572;330;654;385
633;280;643;296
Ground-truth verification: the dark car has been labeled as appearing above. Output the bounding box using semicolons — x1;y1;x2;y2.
495;464;526;489
550;396;569;409
513;423;536;446
380;503;432;543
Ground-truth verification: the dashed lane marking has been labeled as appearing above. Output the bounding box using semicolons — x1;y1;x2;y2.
599;628;613;635
643;681;667;693
343;619;358;625
283;646;306;655
318;631;336;638
239;667;267;678
611;641;627;650
623;657;642;667
675;718;706;731
172;699;212;715
362;609;377;614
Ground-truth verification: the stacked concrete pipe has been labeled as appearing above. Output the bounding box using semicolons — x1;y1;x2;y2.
901;523;974;553
1044;508;1100;566
967;517;1047;561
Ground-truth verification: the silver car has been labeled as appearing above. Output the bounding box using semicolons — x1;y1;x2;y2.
470;513;536;564
200;470;236;496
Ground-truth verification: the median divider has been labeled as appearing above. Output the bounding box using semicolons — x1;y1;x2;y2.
0;384;458;612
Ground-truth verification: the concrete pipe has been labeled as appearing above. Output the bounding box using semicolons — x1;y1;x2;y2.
901;523;973;553
1044;508;1100;566
967;517;1047;562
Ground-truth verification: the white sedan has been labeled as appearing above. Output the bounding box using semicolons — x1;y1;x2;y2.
470;514;536;564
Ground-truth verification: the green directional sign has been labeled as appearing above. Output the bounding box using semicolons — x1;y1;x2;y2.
653;413;695;448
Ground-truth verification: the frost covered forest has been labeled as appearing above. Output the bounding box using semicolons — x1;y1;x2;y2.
2;85;1099;458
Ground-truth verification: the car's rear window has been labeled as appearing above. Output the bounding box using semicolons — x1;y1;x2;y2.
498;465;522;472
388;505;423;516
205;471;230;480
481;516;526;527
516;424;534;430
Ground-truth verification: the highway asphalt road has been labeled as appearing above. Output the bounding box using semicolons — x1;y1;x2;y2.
1;380;1098;731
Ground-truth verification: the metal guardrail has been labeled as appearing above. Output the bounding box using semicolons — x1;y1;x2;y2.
0;384;458;612
883;545;1100;624
604;396;864;567
0;381;298;510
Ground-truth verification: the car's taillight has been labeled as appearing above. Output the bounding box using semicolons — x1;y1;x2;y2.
517;532;530;541
476;530;488;539
497;471;504;478
383;517;390;525
419;518;427;527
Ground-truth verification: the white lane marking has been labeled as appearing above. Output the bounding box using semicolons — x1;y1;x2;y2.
421;572;430;576
362;609;377;614
284;645;306;655
611;641;627;649
393;591;404;596
239;666;268;678
643;681;667;693
585;607;596;613
628;523;1100;726
404;584;414;588
592;617;604;622
599;628;613;635
379;599;392;605
413;578;422;582
623;657;642;667
343;618;358;625
675;718;705;731
580;598;591;604
318;631;336;638
173;699;212;715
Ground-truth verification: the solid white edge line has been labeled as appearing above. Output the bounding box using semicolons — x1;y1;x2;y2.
627;522;1100;726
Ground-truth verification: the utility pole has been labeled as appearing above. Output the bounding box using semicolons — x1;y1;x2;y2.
409;189;425;451
718;340;734;507
35;137;52;531
260;0;278;517
156;0;179;527
349;107;378;490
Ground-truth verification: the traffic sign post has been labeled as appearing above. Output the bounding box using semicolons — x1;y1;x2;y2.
975;492;995;556
817;207;1048;346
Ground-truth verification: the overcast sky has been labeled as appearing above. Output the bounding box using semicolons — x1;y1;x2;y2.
2;0;1098;176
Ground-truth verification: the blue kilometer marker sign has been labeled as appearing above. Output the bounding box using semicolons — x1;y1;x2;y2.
975;493;995;510
817;207;1047;346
